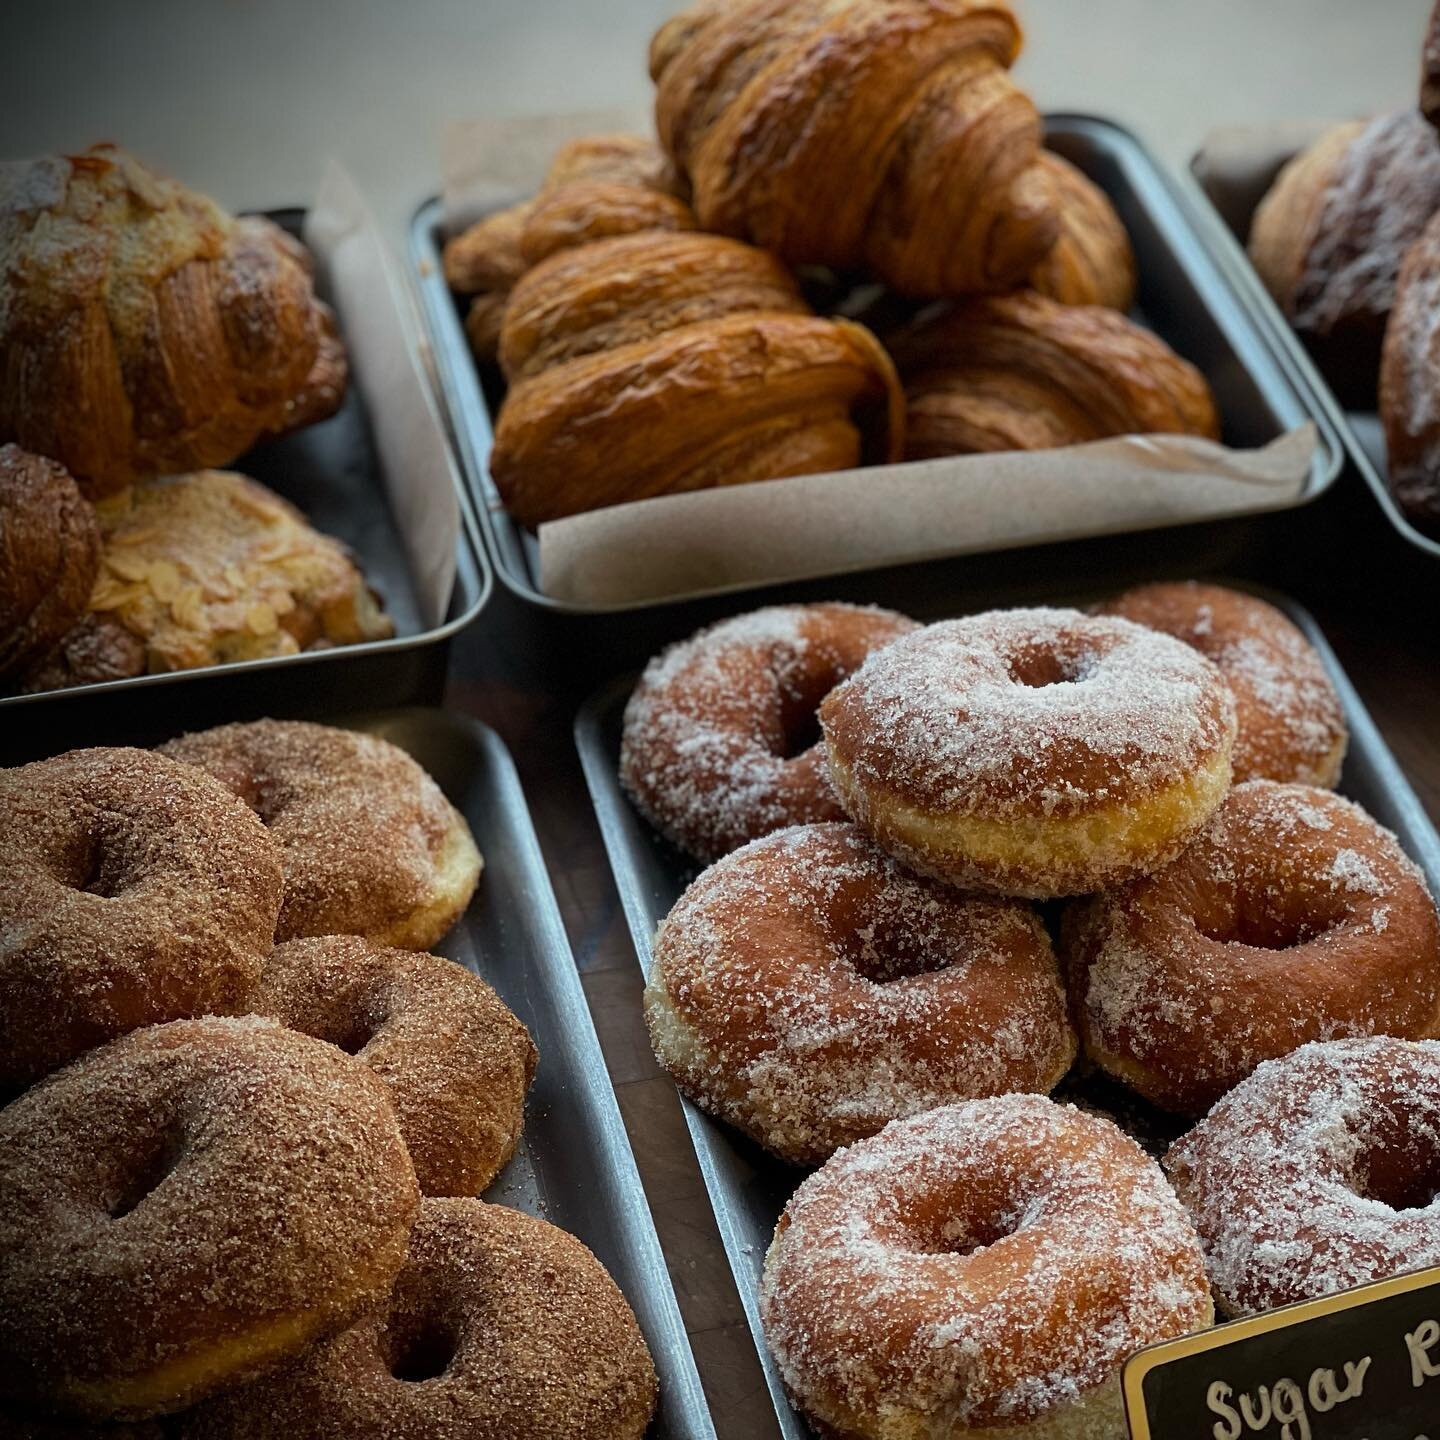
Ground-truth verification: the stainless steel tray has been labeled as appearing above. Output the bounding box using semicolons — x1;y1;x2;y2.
573;591;1440;1440
409;114;1343;616
1188;149;1440;564
0;210;492;747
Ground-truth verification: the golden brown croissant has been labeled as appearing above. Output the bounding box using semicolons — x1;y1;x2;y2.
490;230;904;526
1249;111;1440;395
1029;153;1137;310
0;145;345;498
443;134;689;363
1380;209;1440;529
888;290;1219;458
0;444;101;682
650;0;1058;297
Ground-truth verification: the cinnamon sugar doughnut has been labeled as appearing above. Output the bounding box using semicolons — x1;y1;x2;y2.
621;602;917;862
252;937;537;1196
0;747;283;1090
761;1096;1213;1440
1166;1037;1440;1316
820;608;1237;898
179;1198;658;1440
0;1016;419;1421
647;823;1075;1164
1065;781;1440;1116
1095;582;1347;787
161;720;481;949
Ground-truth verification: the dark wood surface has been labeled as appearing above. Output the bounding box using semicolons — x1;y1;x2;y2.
441;475;1440;1440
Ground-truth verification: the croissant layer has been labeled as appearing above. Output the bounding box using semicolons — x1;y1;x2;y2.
1029;152;1137;310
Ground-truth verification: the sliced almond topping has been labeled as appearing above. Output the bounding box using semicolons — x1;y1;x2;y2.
147;560;182;602
245;602;279;636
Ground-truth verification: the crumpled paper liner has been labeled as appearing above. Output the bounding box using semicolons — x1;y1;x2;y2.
442;114;1319;608
307;164;459;625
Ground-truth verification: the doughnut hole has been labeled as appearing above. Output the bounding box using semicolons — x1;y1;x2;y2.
1350;1109;1440;1213
1005;639;1093;690
772;663;852;761
106;1125;184;1221
386;1311;462;1384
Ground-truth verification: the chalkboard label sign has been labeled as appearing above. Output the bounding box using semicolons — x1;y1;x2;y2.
1123;1265;1440;1440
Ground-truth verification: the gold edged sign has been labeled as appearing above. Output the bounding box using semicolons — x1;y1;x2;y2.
1123;1265;1440;1440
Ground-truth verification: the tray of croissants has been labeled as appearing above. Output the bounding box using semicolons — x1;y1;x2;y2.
1191;0;1440;555
411;0;1344;612
0;144;487;709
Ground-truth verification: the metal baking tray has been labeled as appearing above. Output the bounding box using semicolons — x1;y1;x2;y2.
1188;149;1440;564
0;210;492;748
574;590;1440;1440
410;114;1342;615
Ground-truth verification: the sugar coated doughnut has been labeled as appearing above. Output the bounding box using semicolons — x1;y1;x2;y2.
1166;1037;1440;1316
621;602;917;862
161;720;481;949
1096;581;1347;787
761;1096;1212;1439
647;823;1075;1164
0;747;282;1090
0;1016;419;1420
1065;781;1440;1115
252;936;537;1196
820;608;1237;898
177;1198;658;1440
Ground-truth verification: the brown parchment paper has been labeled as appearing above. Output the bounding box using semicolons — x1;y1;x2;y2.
441;114;1317;608
306;164;459;626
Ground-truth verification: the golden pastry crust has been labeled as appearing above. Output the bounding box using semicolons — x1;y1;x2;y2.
1029;152;1137;310
19;614;146;692
651;0;1059;297
492;230;903;526
890;290;1219;458
0;444;101;681
0;146;344;497
85;470;391;674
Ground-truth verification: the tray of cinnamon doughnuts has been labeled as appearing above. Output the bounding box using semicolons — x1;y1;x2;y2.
0;710;714;1439
0;146;491;744
411;0;1344;613
576;582;1440;1439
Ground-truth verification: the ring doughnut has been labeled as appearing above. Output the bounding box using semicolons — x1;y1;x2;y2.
646;822;1075;1164
252;936;537;1196
178;1198;658;1440
820;608;1237;897
0;747;282;1090
621;602;917;862
1064;780;1440;1115
1095;581;1347;787
1166;1037;1440;1316
160;720;481;950
761;1096;1212;1439
0;1016;419;1420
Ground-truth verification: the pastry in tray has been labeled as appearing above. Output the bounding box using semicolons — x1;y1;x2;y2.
0;144;346;497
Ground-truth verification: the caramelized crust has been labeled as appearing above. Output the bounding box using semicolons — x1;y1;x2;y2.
889;290;1219;459
1029;152;1137;310
0;445;101;681
1380;208;1440;529
492;232;903;526
0;146;344;497
20;614;146;692
443;201;533;295
651;0;1059;296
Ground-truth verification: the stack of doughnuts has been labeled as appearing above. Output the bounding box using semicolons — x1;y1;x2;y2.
620;581;1440;1438
0;721;658;1437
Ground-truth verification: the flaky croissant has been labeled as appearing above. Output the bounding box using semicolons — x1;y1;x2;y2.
1029;153;1137;310
888;290;1219;458
443;133;690;363
490;230;904;526
0;145;345;498
649;0;1058;297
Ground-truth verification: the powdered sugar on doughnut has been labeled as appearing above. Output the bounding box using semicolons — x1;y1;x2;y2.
1165;1037;1440;1315
761;1097;1211;1431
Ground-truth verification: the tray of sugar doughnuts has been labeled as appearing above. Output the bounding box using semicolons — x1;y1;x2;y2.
575;581;1440;1440
0;710;714;1439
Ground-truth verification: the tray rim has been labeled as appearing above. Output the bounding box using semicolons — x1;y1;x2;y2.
408;110;1345;617
1184;146;1440;562
571;588;1440;1440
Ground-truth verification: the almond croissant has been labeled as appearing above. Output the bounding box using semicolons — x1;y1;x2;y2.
889;290;1219;459
649;0;1058;297
490;230;904;526
0;145;345;498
